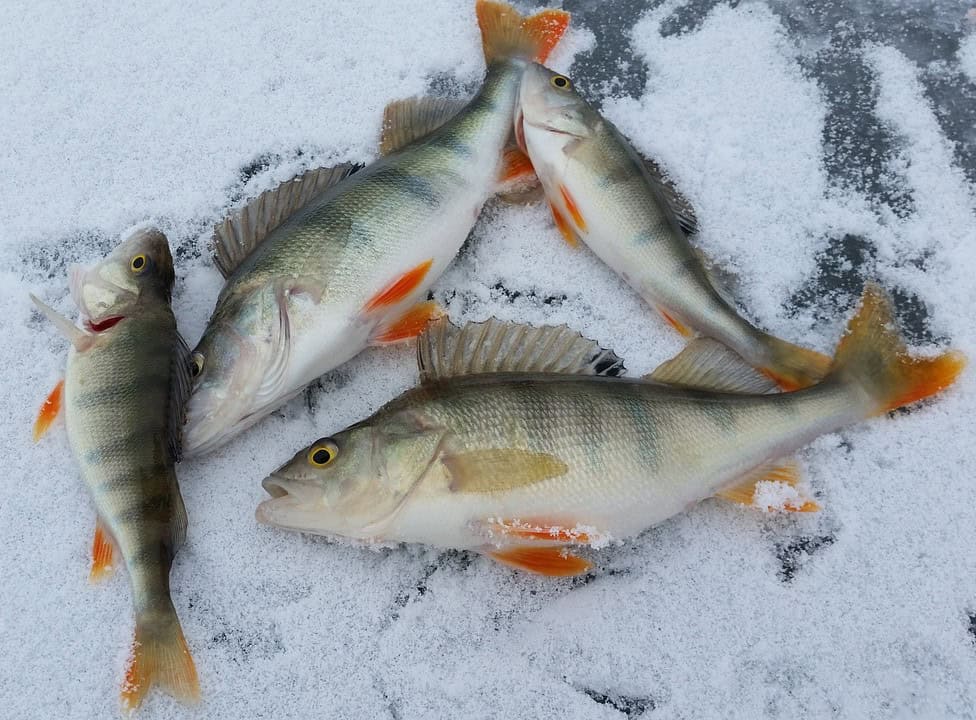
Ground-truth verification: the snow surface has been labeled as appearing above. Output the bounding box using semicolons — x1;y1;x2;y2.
3;0;976;717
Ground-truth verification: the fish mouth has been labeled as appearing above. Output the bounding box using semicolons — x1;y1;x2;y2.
262;474;290;499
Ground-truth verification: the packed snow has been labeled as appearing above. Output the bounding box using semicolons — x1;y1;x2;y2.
3;0;975;717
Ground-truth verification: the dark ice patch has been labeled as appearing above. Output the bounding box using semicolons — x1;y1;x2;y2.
658;0;738;37
774;534;835;582
576;685;656;717
563;0;658;105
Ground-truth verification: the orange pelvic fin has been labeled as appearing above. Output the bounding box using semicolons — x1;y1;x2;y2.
549;202;578;247
716;459;820;512
32;378;64;442
657;308;694;338
500;147;535;183
121;612;200;711
372;301;444;345
485;545;591;576
363;259;433;313
558;184;587;231
89;520;116;583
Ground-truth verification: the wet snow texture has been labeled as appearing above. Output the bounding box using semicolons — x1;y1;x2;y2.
3;0;976;718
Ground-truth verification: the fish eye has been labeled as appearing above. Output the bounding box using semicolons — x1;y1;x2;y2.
130;254;148;273
550;75;571;90
307;439;339;467
190;352;205;379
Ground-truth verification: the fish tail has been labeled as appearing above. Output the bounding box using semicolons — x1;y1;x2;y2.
475;0;570;64
121;601;199;710
828;282;965;416
755;334;832;391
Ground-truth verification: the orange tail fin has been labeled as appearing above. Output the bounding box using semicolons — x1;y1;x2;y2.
830;282;965;415
33;379;64;441
476;1;570;64
121;608;199;710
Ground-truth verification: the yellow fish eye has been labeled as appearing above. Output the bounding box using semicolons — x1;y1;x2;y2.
190;352;205;379
550;75;571;90
308;439;339;467
130;254;148;273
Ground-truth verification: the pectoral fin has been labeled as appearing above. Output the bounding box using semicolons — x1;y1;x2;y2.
484;545;591;576
716;460;819;512
443;449;568;493
363;260;434;313
549;202;579;247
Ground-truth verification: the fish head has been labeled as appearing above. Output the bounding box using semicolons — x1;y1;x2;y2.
183;285;292;456
256;410;445;540
70;228;175;324
516;63;597;159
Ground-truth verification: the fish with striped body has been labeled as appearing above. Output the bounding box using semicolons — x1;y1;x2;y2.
257;285;963;575
31;229;198;709
516;62;830;391
183;1;571;456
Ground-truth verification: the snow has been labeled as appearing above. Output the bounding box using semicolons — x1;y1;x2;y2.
3;0;975;718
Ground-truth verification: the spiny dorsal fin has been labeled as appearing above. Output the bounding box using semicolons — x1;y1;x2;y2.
646;337;776;394
213;163;360;278
417;316;625;382
641;154;698;237
379;97;468;156
716;459;819;512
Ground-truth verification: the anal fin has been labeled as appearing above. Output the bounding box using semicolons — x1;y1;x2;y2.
363;260;434;313
90;519;116;583
33;378;64;441
657;307;694;338
372;301;444;344
716;459;819;512
549;202;578;247
485;545;591;576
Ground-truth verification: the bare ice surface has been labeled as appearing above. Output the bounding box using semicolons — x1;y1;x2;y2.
3;0;975;717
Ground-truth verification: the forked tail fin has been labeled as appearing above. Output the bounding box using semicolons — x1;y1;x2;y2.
829;282;965;416
121;602;199;711
475;0;570;64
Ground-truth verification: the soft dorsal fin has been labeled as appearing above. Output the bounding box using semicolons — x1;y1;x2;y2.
213;163;360;278
167;331;192;461
379;97;468;156
641;154;698;237
417;317;625;382
646;337;776;394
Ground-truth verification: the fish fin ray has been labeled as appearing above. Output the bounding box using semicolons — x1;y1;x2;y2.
379;97;467;155
372;301;445;345
254;283;292;405
646;338;776;393
121;608;199;710
549;202;579;247
89;519;116;583
33;378;64;441
558;184;587;231
716;459;819;512
494;147;541;203
417;316;625;381
758;336;831;391
657;307;694;337
167;331;192;461
444;449;568;493
828;282;966;414
482;518;592;543
639;153;699;236
363;260;434;313
212;163;361;278
30;293;93;351
476;1;570;64
485;545;591;576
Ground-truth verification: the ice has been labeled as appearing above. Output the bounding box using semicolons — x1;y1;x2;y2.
3;0;975;718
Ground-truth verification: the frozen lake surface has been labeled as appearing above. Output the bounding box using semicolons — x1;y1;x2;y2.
2;0;975;717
